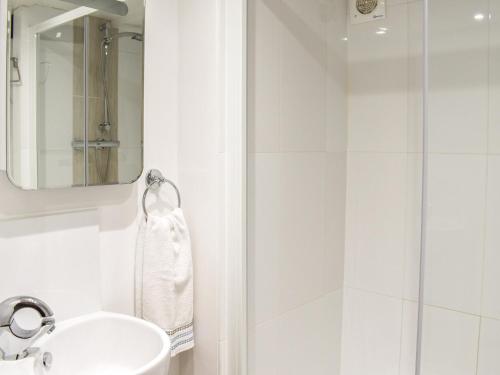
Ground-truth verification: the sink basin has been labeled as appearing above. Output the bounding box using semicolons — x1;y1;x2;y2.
1;312;170;375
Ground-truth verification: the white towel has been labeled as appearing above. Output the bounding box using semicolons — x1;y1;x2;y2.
135;208;194;357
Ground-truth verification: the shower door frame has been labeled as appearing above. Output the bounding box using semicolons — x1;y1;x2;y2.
224;0;248;374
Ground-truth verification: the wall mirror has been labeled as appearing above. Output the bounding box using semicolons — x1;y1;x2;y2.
5;0;144;189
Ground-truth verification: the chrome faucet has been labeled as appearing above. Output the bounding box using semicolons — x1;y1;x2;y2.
0;296;55;340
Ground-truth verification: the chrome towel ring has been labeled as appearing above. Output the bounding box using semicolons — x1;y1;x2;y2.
142;169;181;222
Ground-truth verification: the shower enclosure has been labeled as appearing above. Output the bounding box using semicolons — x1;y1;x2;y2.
245;0;498;374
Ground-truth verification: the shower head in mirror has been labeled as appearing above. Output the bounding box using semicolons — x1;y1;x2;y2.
59;0;128;16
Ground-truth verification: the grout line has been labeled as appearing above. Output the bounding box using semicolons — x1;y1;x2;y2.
252;287;343;329
475;317;483;375
343;285;500;323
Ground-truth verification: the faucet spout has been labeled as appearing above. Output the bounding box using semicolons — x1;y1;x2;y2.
0;296;55;339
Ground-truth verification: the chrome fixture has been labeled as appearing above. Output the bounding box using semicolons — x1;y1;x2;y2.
42;351;53;369
99;22;143;134
72;139;121;149
142;169;181;222
95;22;143;183
59;0;128;16
0;296;55;340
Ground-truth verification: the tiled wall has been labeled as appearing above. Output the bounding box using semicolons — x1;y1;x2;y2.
419;1;500;374
247;0;348;373
343;0;500;374
341;0;423;374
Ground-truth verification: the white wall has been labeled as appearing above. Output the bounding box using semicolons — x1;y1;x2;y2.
247;0;348;373
175;0;222;373
342;0;500;374
341;1;423;374
0;1;224;374
419;1;500;374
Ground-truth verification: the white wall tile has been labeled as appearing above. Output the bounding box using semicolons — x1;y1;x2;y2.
477;317;500;375
98;192;139;315
404;153;422;301
420;306;480;375
248;0;282;153
340;288;403;375
248;317;279;375
0;211;101;320
348;3;409;153
248;152;328;324
281;0;328;37
249;291;343;375
276;291;342;375
325;152;346;292
345;152;407;298
425;154;486;315
326;0;348;153
407;0;424;153
428;0;489;153
481;156;500;319
399;301;418;375
280;27;327;152
488;0;500;153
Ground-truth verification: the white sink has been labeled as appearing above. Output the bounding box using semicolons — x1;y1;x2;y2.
0;312;170;375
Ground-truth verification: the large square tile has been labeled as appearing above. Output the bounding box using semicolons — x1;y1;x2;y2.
348;3;409;153
325;152;347;292
481;156;500;318
249;291;342;375
248;153;328;324
404;153;423;301
489;0;500;153
345;152;407;298
0;211;101;320
341;288;403;375
425;154;487;315
280;16;327;151
420;306;480;375
326;0;348;153
400;301;418;375
428;0;489;153
248;0;282;153
477;317;500;375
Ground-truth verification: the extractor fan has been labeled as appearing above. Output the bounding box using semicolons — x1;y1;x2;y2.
350;0;386;24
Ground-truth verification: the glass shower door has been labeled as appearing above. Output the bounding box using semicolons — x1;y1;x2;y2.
419;0;499;374
36;19;85;188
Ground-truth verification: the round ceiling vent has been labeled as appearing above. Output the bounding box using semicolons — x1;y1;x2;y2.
356;0;378;15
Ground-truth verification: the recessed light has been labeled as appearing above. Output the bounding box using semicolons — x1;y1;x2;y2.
474;13;485;21
56;32;62;38
376;30;386;35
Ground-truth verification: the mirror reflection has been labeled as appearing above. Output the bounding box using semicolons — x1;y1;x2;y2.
6;0;144;189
